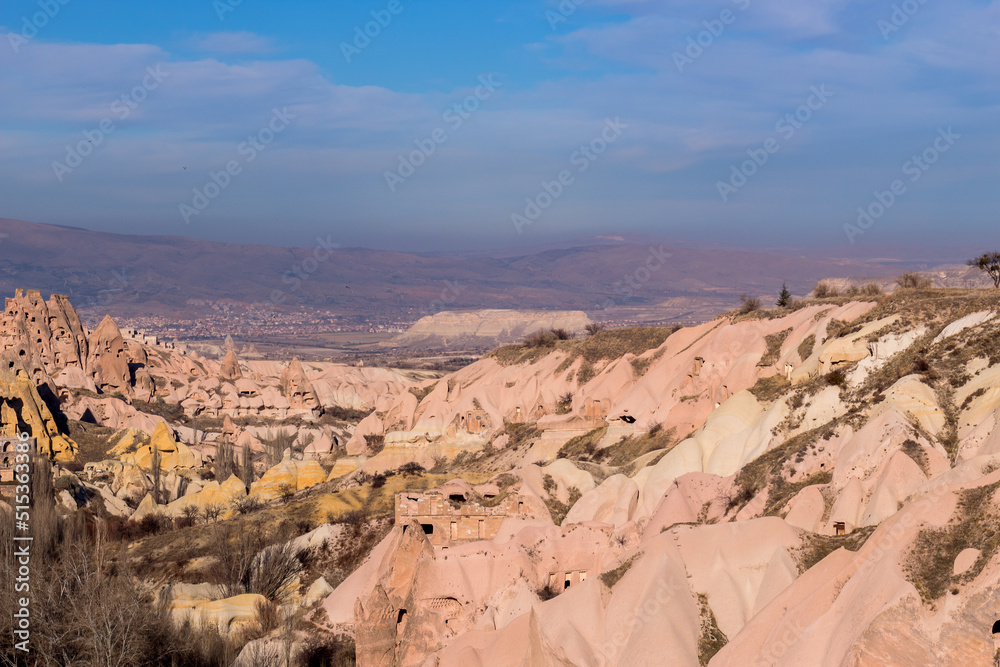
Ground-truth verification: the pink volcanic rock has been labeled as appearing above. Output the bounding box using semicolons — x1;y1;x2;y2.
713;483;965;667
0;289;89;374
87;314;132;395
642;472;730;536
783;485;827;533
220;348;242;381
279;358;321;415
564;473;639;526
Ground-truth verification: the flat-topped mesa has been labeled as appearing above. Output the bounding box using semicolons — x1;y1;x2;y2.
0;289;89;374
87;314;132;396
279;358;320;415
220;348;242;381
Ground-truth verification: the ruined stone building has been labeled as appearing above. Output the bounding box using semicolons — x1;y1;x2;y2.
395;489;523;546
0;436;36;483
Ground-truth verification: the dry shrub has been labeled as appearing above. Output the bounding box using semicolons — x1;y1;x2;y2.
896;272;932;290
813;282;840;298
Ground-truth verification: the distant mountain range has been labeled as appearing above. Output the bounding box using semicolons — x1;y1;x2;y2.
0;218;977;325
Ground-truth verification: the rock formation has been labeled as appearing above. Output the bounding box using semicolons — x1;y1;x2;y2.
0;288;89;374
279;358;321;415
0;358;76;460
220;348;242;381
86;314;132;396
389;309;593;348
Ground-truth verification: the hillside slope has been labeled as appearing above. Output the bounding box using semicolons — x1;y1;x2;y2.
325;288;1000;666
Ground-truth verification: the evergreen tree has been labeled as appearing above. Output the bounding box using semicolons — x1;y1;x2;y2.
776;283;792;307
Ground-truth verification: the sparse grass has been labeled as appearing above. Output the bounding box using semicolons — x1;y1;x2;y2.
901;439;930;475
794;525;877;572
557;426;675;468
728;421;839;513
762;470;832;517
68;420;116;464
697;594;728;666
798;334;816;361
904;480;1000;605
630;356;653;377
489;326;677;367
409;384;436;402
600;557;634;588
557;427;608;461
748;375;790;402
501;422;540;449
759;328;792;367
543;486;582;526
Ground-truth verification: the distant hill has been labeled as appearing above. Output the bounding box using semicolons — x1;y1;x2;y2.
0;218;963;324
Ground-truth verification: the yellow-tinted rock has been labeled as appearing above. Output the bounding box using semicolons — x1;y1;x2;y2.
172;593;267;634
122;421;199;470
250;457;327;502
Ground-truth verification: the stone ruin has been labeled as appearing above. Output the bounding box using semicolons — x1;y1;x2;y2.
394;488;523;547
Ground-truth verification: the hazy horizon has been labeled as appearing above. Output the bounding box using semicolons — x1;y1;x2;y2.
2;0;997;252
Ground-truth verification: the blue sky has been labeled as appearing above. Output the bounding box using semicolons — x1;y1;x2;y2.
0;0;997;252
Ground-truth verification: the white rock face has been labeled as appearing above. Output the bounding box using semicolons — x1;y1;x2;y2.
390;309;593;347
933;310;995;343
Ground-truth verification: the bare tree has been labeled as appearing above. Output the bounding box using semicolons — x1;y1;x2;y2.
215;436;235;481
241;441;256;489
968;251;1000;288
150;443;162;505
